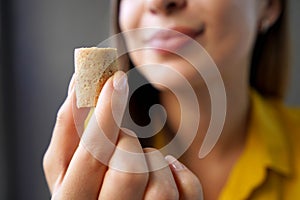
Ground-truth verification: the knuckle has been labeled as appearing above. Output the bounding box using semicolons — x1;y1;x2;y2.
42;150;51;173
56;108;68;126
42;146;66;174
183;174;201;188
145;186;179;200
42;149;66;180
109;169;149;189
55;101;72;127
180;174;203;198
146;181;179;200
128;173;149;187
162;186;179;200
42;151;58;193
76;144;105;168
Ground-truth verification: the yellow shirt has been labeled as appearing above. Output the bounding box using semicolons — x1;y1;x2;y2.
85;90;299;199
219;91;300;200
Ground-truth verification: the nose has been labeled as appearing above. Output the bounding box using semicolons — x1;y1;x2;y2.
147;0;187;15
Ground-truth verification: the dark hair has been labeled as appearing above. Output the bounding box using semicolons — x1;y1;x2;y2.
250;0;290;99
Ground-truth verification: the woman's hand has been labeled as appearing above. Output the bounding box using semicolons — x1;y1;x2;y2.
43;71;203;199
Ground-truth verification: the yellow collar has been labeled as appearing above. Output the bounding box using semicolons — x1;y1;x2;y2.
219;90;292;200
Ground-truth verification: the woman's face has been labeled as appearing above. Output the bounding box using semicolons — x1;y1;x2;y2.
119;0;265;89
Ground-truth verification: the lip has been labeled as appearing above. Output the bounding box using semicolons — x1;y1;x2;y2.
144;26;204;52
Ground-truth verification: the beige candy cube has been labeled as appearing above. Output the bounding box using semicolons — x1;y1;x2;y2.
74;47;118;108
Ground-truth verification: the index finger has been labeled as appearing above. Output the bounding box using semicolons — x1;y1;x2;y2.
43;76;90;193
56;72;129;199
81;71;129;164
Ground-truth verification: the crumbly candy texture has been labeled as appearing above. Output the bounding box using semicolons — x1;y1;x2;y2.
74;47;118;108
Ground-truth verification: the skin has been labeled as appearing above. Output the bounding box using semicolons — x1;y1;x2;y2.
43;0;282;199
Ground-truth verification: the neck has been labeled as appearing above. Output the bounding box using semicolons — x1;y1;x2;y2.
160;66;251;200
160;66;250;162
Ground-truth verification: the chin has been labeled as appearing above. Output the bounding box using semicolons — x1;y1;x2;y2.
129;49;213;92
137;63;202;93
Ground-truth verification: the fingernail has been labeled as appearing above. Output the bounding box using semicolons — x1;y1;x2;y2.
165;155;186;171
113;71;128;91
68;74;75;96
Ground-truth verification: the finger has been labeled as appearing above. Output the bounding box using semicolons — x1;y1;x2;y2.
165;155;203;200
143;148;179;200
43;76;90;193
99;129;148;200
79;71;129;168
57;72;129;199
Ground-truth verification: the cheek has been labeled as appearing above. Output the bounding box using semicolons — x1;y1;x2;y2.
119;1;131;31
119;0;143;31
204;0;259;67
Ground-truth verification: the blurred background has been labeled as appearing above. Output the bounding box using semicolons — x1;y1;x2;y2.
0;0;299;199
